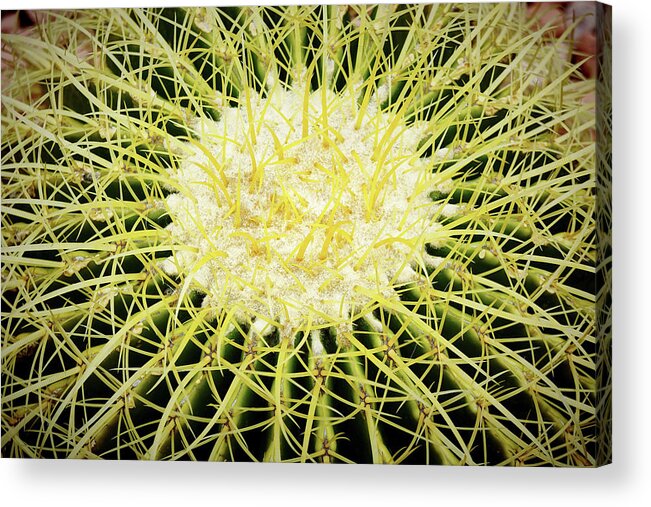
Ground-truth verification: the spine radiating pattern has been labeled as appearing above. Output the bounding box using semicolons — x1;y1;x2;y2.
1;4;611;465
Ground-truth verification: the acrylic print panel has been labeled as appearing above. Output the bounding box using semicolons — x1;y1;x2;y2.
1;3;611;466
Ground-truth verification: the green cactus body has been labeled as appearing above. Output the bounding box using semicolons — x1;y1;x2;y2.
1;4;611;465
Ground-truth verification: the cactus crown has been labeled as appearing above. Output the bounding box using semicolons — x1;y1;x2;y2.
1;4;609;465
164;81;441;333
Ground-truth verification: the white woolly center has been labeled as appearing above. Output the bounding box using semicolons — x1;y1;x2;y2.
162;84;440;329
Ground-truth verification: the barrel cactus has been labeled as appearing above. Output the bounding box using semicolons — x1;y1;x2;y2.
1;3;611;465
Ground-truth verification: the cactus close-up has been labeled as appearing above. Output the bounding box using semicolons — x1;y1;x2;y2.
1;3;611;465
